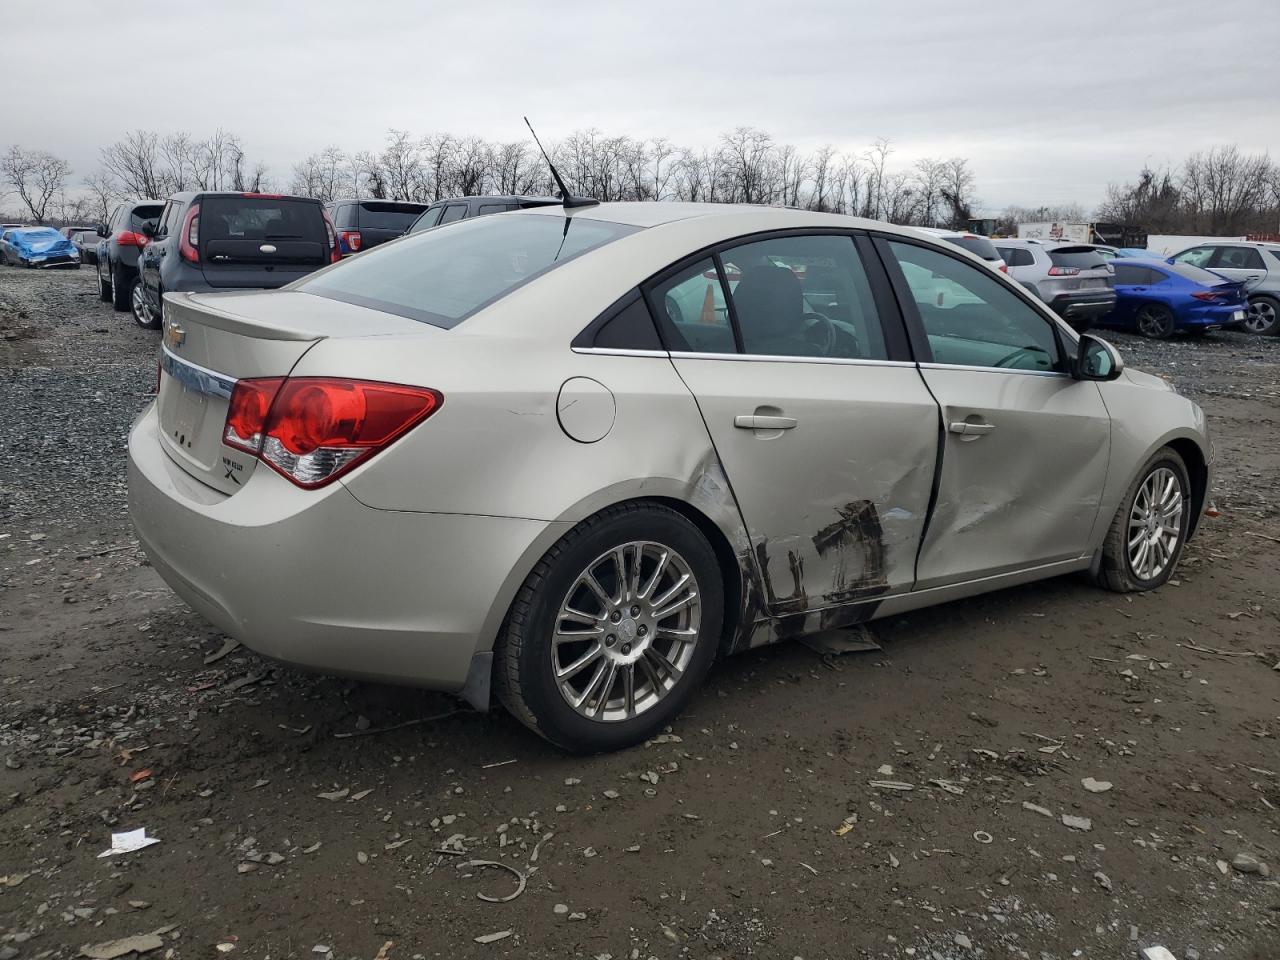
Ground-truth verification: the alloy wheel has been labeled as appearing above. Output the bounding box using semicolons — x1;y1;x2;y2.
1126;467;1184;581
551;541;700;723
1136;305;1173;339
132;283;152;326
1244;299;1276;334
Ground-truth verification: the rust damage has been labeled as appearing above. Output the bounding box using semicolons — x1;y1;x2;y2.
728;500;890;653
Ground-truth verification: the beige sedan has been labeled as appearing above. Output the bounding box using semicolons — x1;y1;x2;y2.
128;203;1210;751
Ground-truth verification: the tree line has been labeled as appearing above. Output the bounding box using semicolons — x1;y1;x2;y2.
3;129;1278;239
2;127;978;229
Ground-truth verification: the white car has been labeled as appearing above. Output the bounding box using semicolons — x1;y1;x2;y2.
913;227;1008;274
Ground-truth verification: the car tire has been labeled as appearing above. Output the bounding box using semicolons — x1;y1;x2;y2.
1096;446;1191;593
1244;295;1279;336
1135;303;1176;339
495;502;724;753
97;260;112;302
131;279;159;330
111;265;131;312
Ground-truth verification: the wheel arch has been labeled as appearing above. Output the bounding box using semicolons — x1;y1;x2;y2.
1165;435;1209;538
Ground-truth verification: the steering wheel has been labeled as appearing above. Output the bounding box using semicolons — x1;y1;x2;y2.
802;312;838;356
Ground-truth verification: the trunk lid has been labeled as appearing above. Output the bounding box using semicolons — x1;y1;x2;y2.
156;290;429;494
198;195;330;289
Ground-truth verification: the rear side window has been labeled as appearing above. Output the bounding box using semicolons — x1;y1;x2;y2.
943;234;1000;262
1112;263;1149;285
200;197;326;243
439;204;468;224
1172;246;1215;268
1211;246;1265;270
996;247;1035;267
157;202;183;237
1167;261;1225;284
358;202;425;231
410;206;445;233
649;258;736;354
723;234;888;360
298;213;639;328
1048;247;1107;270
478;203;515;216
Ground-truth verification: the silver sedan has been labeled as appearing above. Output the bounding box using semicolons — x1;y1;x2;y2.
127;203;1211;752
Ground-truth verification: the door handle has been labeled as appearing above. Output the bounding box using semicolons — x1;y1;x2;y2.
948;421;995;436
735;415;797;430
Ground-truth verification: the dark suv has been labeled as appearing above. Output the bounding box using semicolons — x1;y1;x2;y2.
133;192;338;329
96;200;164;312
405;195;559;235
327;199;427;255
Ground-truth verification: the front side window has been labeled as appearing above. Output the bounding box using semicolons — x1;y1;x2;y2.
410;205;445;233
298;213;638;329
888;240;1060;373
1211;246;1265;270
649;258;736;354
1172;246;1215;268
722;234;887;360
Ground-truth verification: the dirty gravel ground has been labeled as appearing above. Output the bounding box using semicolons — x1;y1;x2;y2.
1;265;1278;960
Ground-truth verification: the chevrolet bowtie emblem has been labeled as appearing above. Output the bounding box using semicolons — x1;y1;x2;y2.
164;320;186;349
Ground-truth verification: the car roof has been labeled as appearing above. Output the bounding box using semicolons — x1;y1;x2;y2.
518;201;902;231
329;198;428;206
1184;239;1280;249
168;191;317;203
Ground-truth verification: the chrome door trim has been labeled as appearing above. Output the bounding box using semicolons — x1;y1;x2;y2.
917;361;1070;379
159;344;237;400
670;351;919;368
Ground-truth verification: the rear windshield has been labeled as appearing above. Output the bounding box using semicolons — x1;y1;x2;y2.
298;213;639;328
1168;262;1226;284
943;234;1001;262
359;201;426;231
1049;247;1108;270
130;204;164;230
200;197;326;243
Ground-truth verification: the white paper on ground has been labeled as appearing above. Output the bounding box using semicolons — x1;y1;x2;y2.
97;828;161;858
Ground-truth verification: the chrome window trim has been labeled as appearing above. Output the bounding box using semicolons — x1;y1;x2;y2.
159;344;237;400
917;361;1069;379
570;347;670;358
669;351;917;368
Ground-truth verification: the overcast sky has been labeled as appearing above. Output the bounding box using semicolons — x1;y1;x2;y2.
5;0;1278;212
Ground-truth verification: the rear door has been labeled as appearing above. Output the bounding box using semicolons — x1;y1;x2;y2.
357;201;425;248
878;236;1110;588
1207;245;1267;291
199;195;330;288
653;232;940;623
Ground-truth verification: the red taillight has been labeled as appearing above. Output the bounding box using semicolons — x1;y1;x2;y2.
224;377;286;451
222;377;441;488
1191;291;1218;301
179;203;200;263
117;230;149;247
340;230;362;252
321;210;341;263
1046;266;1081;276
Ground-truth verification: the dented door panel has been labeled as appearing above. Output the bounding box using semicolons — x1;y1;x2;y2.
669;357;939;626
914;368;1110;588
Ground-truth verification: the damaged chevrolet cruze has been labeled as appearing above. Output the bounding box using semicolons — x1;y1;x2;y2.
128;202;1211;752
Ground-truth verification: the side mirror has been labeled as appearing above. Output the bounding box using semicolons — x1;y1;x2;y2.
96;223;108;237
1073;334;1124;381
141;222;156;239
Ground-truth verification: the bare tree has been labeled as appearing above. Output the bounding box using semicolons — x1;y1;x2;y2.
939;156;976;228
83;169;120;223
2;147;72;223
381;130;421;200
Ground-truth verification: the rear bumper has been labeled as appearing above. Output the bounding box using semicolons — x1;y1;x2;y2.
1048;291;1116;329
127;402;552;693
1178;303;1247;329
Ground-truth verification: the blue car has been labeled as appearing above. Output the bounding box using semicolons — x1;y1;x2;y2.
0;226;80;269
1099;259;1248;338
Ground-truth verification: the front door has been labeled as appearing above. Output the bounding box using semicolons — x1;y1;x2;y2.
651;233;940;628
878;236;1111;589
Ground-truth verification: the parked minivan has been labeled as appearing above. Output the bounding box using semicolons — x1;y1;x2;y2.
405;195;560;234
133;192;339;329
327;199;428;255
